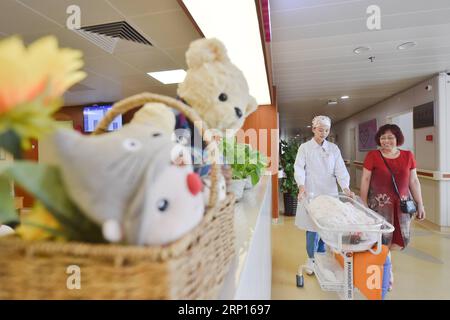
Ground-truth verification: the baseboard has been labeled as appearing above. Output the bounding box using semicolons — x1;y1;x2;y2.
415;219;450;234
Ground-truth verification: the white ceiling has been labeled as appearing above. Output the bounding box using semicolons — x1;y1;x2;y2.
270;0;450;135
0;0;201;106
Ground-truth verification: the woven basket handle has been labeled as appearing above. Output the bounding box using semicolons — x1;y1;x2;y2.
92;92;220;208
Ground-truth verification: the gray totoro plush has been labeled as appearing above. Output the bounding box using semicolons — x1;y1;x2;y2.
50;123;204;245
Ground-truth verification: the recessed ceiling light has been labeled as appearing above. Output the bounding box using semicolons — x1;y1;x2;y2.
397;41;417;50
307;125;311;128
341;95;349;99
181;0;271;105
353;46;370;54
147;69;186;84
327;99;338;105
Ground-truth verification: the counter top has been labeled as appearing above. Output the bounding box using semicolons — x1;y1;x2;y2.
219;174;272;299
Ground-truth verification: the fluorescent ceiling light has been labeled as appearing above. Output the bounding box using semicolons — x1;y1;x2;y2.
397;41;417;50
147;69;186;84
341;95;349;99
182;0;271;105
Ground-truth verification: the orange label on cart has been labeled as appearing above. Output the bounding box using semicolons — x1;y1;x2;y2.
335;245;389;300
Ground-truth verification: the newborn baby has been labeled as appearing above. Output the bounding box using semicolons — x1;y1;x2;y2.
308;195;377;228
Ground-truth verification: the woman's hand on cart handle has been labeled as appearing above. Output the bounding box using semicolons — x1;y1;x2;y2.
298;186;306;200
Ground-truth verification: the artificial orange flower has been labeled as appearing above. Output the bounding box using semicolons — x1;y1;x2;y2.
0;35;86;115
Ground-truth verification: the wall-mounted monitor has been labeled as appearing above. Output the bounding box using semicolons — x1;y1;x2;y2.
83;104;122;132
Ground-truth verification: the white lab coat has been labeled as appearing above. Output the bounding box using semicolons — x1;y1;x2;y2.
294;138;350;231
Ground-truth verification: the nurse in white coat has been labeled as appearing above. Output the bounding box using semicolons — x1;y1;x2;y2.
294;115;353;275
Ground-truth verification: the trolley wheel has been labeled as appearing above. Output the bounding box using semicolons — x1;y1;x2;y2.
296;274;304;288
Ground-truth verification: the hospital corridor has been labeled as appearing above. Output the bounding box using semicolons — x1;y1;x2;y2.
1;0;450;303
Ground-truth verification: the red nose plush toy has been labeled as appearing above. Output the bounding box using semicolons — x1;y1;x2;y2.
187;172;202;196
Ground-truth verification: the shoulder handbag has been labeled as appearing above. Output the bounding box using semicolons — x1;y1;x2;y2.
378;150;416;216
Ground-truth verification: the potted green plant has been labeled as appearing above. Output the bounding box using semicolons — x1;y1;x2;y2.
280;139;300;216
219;138;267;200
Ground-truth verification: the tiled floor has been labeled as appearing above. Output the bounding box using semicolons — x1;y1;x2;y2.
271;215;450;300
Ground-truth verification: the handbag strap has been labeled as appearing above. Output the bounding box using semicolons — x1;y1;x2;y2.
378;150;402;199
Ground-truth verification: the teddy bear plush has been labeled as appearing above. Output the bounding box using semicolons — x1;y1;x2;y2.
175;38;258;182
177;37;258;134
127;38;257;140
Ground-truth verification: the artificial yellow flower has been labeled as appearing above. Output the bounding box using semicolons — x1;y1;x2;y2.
0;35;86;115
16;202;67;242
0;35;87;151
27;36;86;99
0;37;44;114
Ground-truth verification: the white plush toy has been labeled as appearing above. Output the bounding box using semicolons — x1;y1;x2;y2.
50;123;204;245
131;102;176;135
135;164;204;245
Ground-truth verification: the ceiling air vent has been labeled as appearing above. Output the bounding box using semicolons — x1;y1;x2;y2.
72;28;119;54
79;21;152;46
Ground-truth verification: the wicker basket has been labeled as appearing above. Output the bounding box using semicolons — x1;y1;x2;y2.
0;93;236;299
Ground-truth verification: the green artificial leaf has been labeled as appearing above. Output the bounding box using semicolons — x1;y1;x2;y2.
0;161;104;243
0;97;62;151
0;129;22;159
0;175;19;225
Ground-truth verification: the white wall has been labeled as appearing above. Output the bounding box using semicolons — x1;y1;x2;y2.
436;73;450;227
334;76;437;163
334;74;450;228
414;127;436;170
391;111;414;153
437;73;450;172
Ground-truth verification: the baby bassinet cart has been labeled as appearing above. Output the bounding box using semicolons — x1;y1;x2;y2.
296;194;394;300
